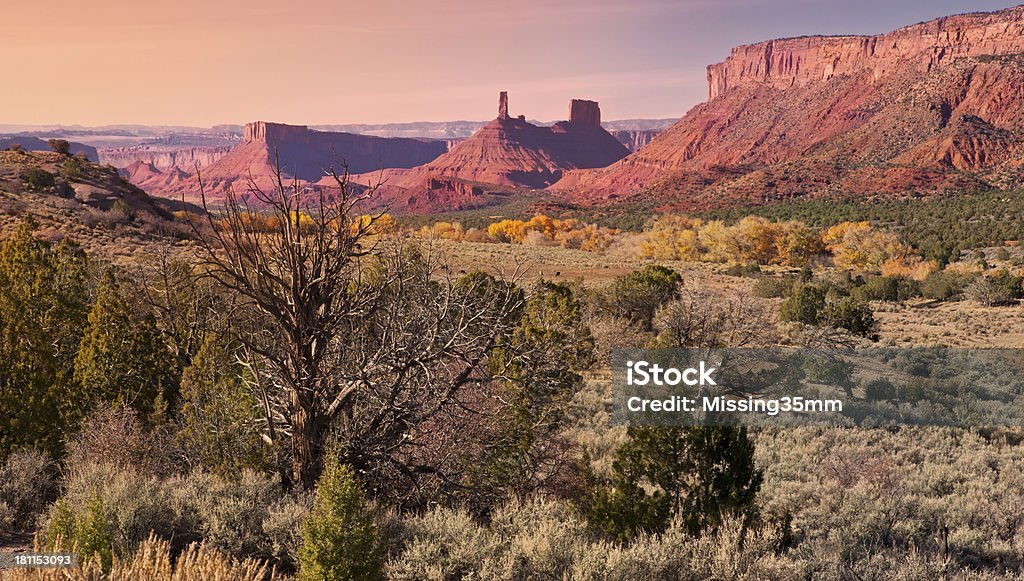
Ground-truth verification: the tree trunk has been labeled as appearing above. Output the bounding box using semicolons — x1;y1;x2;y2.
290;396;323;490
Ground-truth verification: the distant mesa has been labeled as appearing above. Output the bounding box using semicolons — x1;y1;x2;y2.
353;92;629;211
102;145;234;174
124;122;450;202
552;5;1024;210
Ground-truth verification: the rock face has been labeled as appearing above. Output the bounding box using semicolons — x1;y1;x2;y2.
101;146;233;172
498;91;510;120
610;129;661;152
569;99;602;128
553;6;1024;209
354;93;628;211
127;122;449;202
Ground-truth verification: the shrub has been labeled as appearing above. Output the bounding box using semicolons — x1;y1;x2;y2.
652;288;775;348
61;156;85;181
753;276;797;299
820;296;877;339
45;462;180;560
780;284;826;325
602;265;682;330
298;454;382;581
175;469;284;560
65;405;180;478
724;262;761;277
386;507;497;580
781;284;876;338
583;426;762;541
48;139;71;155
20;167;55;191
964;271;1023;306
47;496;114;572
263;493;312;568
852;275;920;303
480;499;591;579
0;448;54;534
920;269;976;301
863;378;898;402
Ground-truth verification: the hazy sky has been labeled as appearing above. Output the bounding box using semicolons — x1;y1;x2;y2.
1;0;1019;126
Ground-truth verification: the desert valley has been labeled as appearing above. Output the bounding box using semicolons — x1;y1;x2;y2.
7;3;1024;580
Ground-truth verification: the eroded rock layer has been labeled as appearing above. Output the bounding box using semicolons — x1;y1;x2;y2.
552;6;1024;209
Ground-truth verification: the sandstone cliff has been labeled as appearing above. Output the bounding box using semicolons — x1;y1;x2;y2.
100;145;233;172
553;6;1024;209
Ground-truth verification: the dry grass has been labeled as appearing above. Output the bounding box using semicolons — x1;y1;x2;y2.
0;535;274;581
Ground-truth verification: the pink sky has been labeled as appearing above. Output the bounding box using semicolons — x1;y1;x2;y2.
2;0;1018;126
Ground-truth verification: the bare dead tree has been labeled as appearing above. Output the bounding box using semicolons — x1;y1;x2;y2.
187;159;523;491
653;284;777;348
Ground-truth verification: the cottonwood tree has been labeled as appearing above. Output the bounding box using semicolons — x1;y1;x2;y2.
190;163;522;492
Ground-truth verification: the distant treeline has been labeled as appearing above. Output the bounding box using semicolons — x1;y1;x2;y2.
696;190;1024;264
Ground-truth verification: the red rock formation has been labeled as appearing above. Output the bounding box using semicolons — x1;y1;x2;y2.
569;99;601;128
609;129;661;152
552;6;1024;208
127;122;449;202
353;93;628;211
99;145;233;172
498;91;510;120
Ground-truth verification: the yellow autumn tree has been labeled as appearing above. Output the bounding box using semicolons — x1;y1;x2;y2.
487;219;528;243
775;221;825;266
421;221;465;241
823;221;913;270
351;213;398;236
640;215;703;261
697;220;742;263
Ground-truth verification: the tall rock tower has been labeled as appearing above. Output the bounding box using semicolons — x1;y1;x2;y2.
498;91;510;120
569;99;601;128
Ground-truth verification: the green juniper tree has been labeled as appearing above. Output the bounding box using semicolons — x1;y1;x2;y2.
298;451;382;581
73;270;175;421
177;332;272;477
0;218;90;458
584;425;762;541
476;280;595;506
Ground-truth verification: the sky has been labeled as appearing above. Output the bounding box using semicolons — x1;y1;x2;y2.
1;0;1020;127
